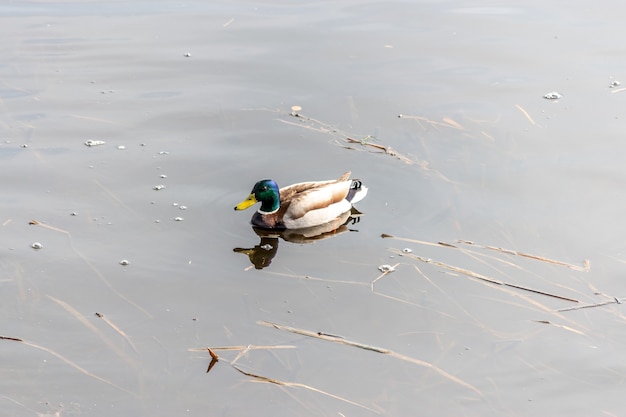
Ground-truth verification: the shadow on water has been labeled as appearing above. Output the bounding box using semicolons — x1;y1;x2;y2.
233;209;363;269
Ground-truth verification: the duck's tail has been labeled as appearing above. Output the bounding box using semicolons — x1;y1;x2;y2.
346;179;368;204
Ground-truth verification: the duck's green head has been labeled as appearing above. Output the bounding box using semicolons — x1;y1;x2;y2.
234;179;280;213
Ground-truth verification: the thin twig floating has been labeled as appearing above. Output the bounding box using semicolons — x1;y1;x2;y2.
198;344;380;413
230;363;382;414
381;233;590;272
370;262;401;291
0;335;134;395
533;320;586;336
397;114;465;130
557;298;623;312
344;137;415;164
381;233;455;248
515;104;537;125
278;111;456;182
206;348;219;373
258;320;482;396
457;240;589;272
389;248;579;303
95;312;139;354
46;295;138;368
208;347;219;360
189;344;297;353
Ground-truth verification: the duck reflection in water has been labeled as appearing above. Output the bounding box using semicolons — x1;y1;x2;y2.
233;209;362;269
233;172;368;269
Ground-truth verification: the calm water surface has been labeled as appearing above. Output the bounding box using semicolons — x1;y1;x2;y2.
2;1;626;416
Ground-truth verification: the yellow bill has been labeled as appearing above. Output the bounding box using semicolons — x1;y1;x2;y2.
234;194;258;210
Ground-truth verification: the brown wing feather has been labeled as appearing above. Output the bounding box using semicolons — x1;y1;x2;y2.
277;172;353;220
286;181;351;219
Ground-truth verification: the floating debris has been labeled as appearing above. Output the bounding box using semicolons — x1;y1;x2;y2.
290;105;302;116
21;144;28;148
178;205;187;210
84;139;106;147
174;217;184;221
117;145;126;150
378;264;395;273
402;248;413;253
31;242;43;250
260;243;274;250
183;52;192;57
158;151;169;155
70;212;78;216
543;92;562;100
119;259;130;266
159;174;167;179
153;185;166;191
610;80;621;88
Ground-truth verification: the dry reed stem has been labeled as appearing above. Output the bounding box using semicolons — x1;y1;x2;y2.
95;312;139;354
387;248;591;334
370;262;401;291
201;343;380;413
279;111;458;183
31;220;152;318
0;335;134;395
441;117;465;130
450;245;595;305
515;104;537;125
230;364;382;414
382;233;589;272
258;321;483;397
457;240;589;272
397;114;465;130
264;270;368;286
190;345;297;353
533;320;586;336
557;299;623;312
47;295;138;367
389;248;579;303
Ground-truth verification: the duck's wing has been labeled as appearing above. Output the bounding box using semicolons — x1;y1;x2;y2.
280;172;353;220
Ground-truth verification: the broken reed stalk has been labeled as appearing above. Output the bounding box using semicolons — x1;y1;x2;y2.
230;364;382;414
95;312;139;354
278;113;416;165
46;295;138;368
456;240;589;272
533;320;586;336
515;104;537;125
388;248;579;303
280;111;458;182
0;335;134;395
258;321;482;397
382;233;589;272
557;298;623;312
396;114;465;130
199;343;380;413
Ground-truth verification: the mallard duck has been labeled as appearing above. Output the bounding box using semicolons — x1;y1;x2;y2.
234;171;367;230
